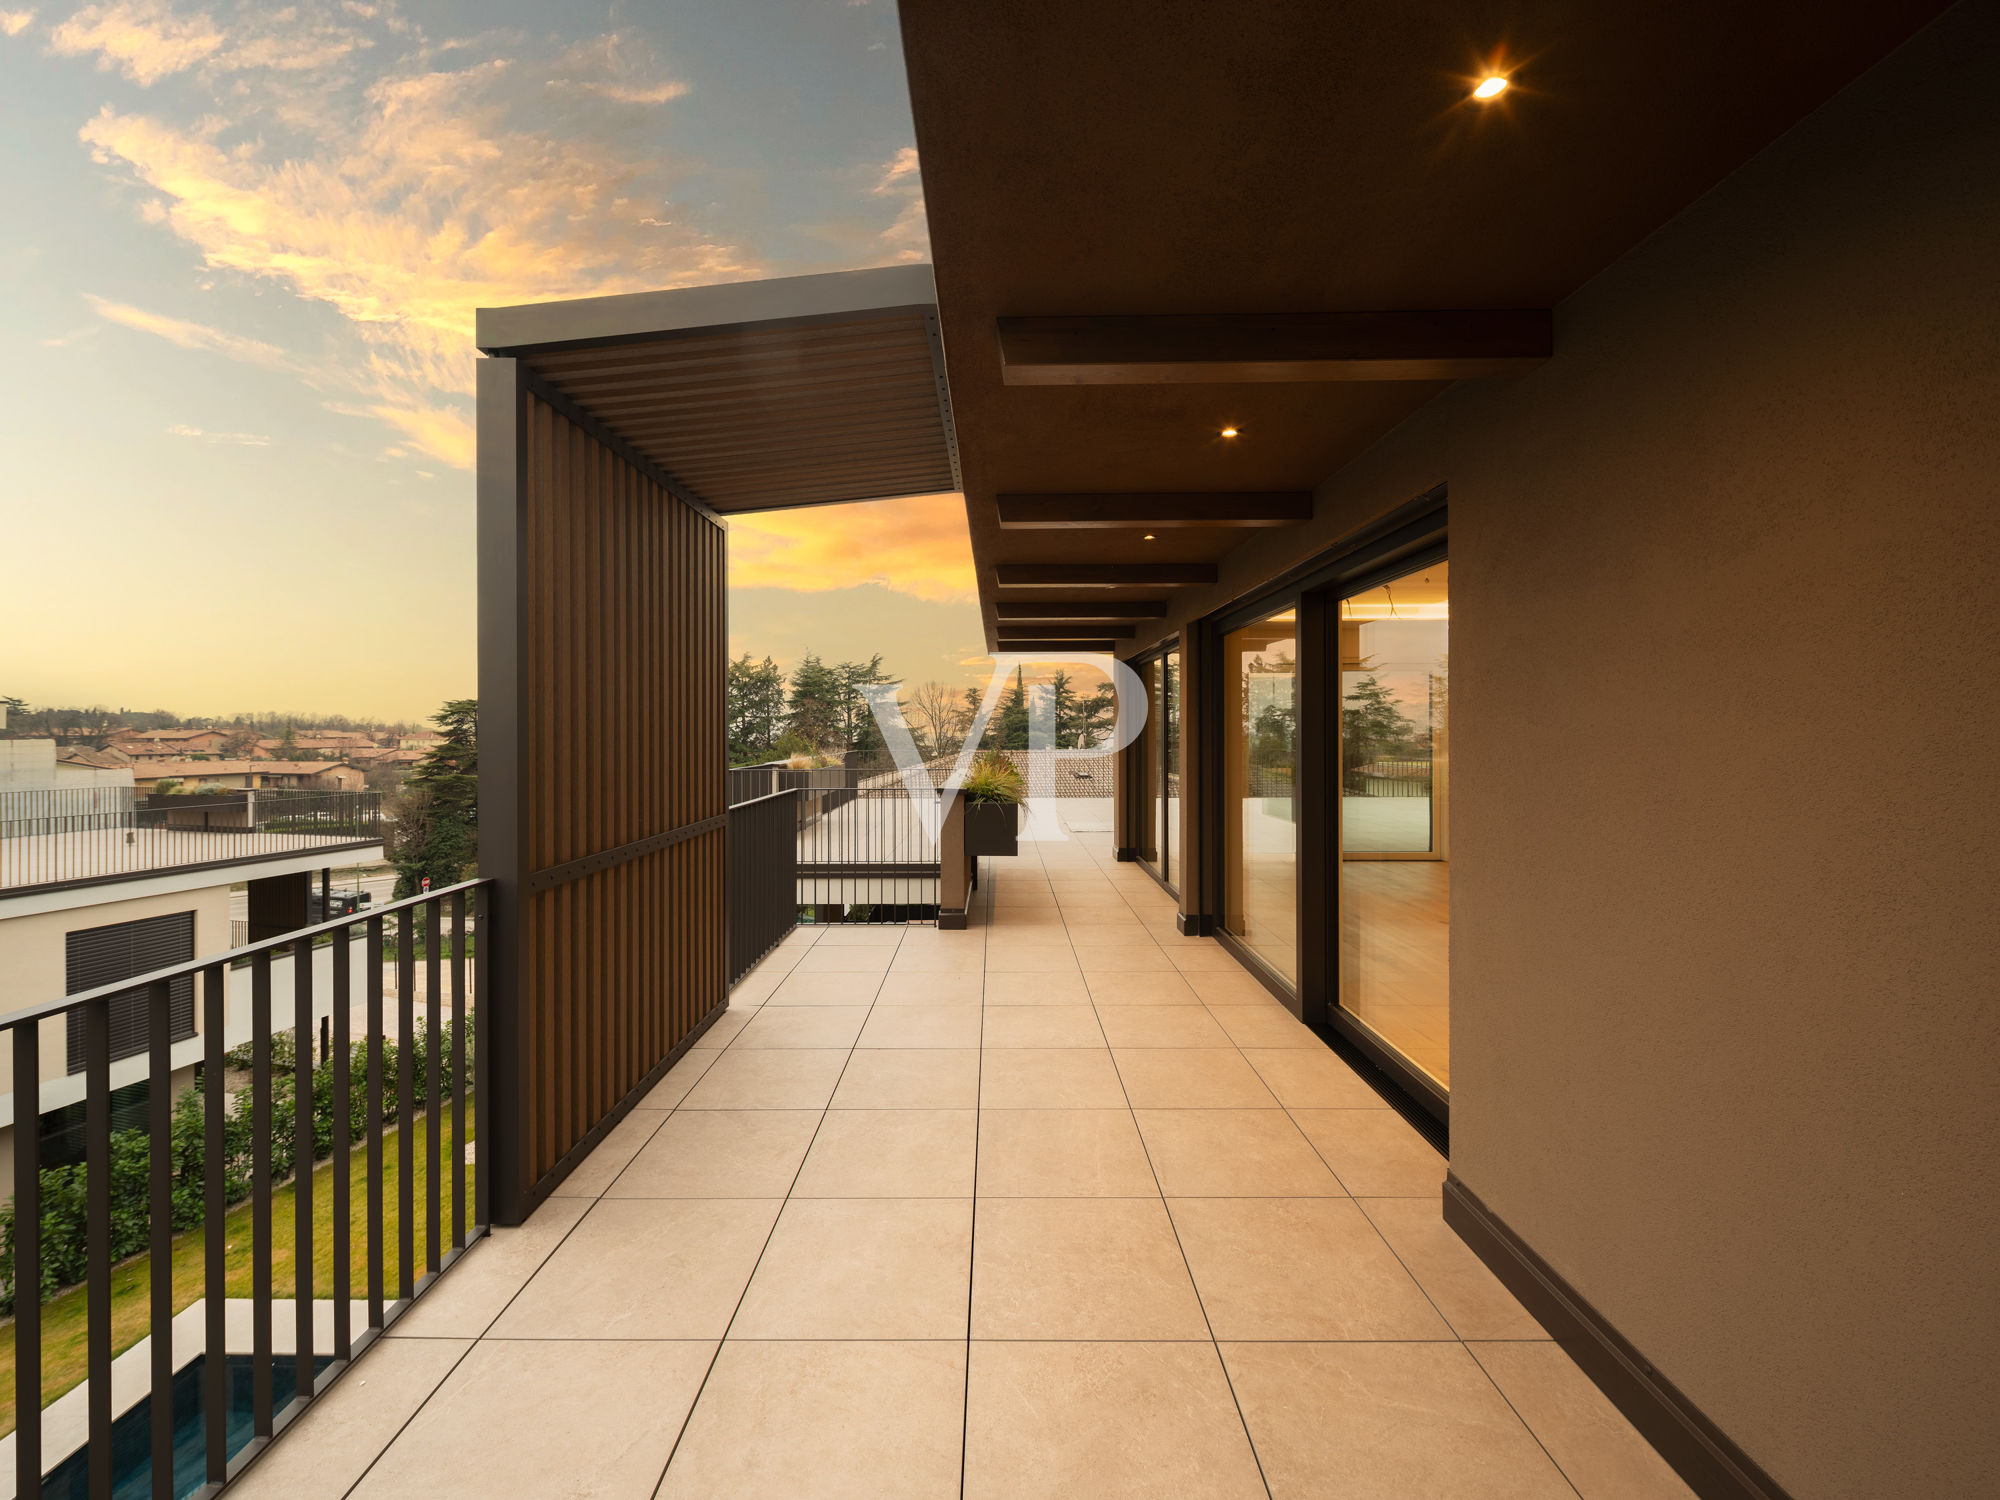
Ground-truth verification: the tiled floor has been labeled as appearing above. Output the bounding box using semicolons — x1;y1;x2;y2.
234;830;1694;1500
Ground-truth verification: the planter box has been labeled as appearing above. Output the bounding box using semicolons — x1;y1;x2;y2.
963;800;1020;857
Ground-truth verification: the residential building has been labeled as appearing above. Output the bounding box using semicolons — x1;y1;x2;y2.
105;728;230;755
129;760;365;793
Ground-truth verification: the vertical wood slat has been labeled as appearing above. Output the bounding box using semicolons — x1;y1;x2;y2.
510;389;726;1198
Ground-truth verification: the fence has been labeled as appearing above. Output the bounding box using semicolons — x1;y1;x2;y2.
797;785;941;917
1346;758;1434;797
5;880;489;1499
0;789;383;893
726;790;799;983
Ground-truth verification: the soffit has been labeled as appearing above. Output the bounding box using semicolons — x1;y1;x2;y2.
897;0;1947;641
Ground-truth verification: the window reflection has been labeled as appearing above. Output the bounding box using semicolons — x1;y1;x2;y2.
1339;562;1449;1084
1223;609;1298;986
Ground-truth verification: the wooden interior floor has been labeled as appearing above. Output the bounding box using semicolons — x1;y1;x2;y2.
1341;860;1450;1086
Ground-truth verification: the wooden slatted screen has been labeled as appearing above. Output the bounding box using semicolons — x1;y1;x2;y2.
480;360;727;1222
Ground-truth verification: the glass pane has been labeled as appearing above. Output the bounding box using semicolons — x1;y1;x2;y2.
1223;608;1298;986
1135;658;1160;866
1339;561;1449;1085
1163;650;1181;886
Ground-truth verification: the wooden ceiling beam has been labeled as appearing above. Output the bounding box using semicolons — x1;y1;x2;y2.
996;492;1311;528
997;310;1551;385
995;600;1169;622
997;623;1136;640
995;564;1216;588
990;639;1118;652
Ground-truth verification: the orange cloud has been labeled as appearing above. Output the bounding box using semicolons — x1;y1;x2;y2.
729;493;976;604
85;293;294;369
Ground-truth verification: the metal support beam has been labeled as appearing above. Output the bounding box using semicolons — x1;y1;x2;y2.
995;564;1217;588
997;492;1312;528
996;600;1169;622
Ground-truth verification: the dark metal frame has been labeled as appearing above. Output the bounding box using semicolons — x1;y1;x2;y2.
1122;639;1181;898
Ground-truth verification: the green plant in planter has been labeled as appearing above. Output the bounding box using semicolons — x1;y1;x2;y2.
960;751;1025;805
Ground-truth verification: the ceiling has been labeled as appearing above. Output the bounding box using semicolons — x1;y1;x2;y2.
896;0;1948;646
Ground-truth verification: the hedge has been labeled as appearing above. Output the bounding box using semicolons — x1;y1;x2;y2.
0;1016;472;1315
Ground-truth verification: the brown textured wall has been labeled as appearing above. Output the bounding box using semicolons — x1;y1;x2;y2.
1133;7;2000;1494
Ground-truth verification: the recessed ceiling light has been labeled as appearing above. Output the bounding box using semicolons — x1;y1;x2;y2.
1142;533;1157;541
1472;75;1508;100
1219;426;1239;438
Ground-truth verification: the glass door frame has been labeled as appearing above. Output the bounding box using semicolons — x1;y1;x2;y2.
1196;503;1450;1126
1125;639;1180;896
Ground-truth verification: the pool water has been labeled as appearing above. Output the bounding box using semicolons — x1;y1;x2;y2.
43;1352;335;1499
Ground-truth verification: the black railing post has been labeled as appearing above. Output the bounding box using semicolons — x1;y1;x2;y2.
13;1019;41;1500
425;897;441;1277
397;908;415;1301
202;964;227;1487
366;913;385;1329
332;922;352;1361
251;948;273;1437
473;883;491;1230
147;979;174;1500
85;998;111;1500
294;934;315;1403
451;890;467;1249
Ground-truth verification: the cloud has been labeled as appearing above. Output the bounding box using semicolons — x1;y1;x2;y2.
870;146;929;264
48;1;222;83
86;293;295;369
0;10;35;38
76;19;756;468
167;422;271;445
729;492;975;604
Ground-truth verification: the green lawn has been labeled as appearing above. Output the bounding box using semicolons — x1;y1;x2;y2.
0;1106;476;1436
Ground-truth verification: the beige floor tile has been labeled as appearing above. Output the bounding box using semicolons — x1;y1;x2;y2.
1067;927;1168;949
982;970;1091;1005
1240;1048;1386;1108
858;1004;983;1048
1112;1048;1279;1108
779;927;825;948
793;1108;977;1197
734;1004;869;1049
794;946;896;974
491;1198;780;1339
1291;1108;1448;1195
1164;945;1247;972
1075;945;1176;973
1183;969;1283;1004
607;1110;822;1198
983;943;1082;973
986;922;1071;943
350;1339;714;1500
680;1048;851;1110
690;1007;755;1048
1134;1109;1342;1196
889;945;987;974
549;1108;670;1198
233;1336;472;1498
980;1048;1130;1108
976;1109;1159;1196
1209;1005;1321;1048
1096;1005;1231;1048
972;1197;1207;1339
729;969;787;1005
964;1341;1267;1500
636;1047;721;1109
876;971;985;1004
1083;970;1200;1005
1469;1342;1699;1500
1169;1197;1451;1340
384;1196;591;1339
1223;1341;1576;1500
983;1004;1105;1047
766;970;885;1006
659;1340;967;1500
1360;1198;1547;1340
732;1198;973;1339
830;1048;981;1109
813;925;906;946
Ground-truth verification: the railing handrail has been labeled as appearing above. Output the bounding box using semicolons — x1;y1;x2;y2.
0;876;487;1030
727;787;801;813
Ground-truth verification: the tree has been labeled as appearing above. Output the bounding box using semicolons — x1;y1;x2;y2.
221;727;261;759
987;667;1030;749
905;681;972;761
725;654;787;763
385;699;478;897
1340;674;1417;789
277;722;299;759
834;656;897;751
784;654;845;753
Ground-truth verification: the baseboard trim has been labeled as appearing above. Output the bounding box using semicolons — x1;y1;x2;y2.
1175;910;1214;936
938;908;968;930
1443;1175;1795;1500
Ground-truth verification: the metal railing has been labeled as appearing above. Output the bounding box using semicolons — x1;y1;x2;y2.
1345;758;1434;797
5;880;489;1499
727;791;799;984
797;785;941;915
0;790;383;894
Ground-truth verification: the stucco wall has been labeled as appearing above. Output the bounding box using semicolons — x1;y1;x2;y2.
1133;6;1999;1494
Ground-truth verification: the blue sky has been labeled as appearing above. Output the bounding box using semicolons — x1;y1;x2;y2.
0;0;984;722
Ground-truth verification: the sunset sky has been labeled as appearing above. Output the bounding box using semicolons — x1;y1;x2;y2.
0;0;986;724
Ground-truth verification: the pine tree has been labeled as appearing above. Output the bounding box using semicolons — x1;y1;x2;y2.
386;699;478;897
1340;675;1417;788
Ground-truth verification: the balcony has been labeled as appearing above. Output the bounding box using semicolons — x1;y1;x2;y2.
208;826;1688;1500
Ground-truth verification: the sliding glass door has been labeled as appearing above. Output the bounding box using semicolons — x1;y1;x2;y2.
1338;561;1449;1086
1135;648;1181;889
1222;609;1299;986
